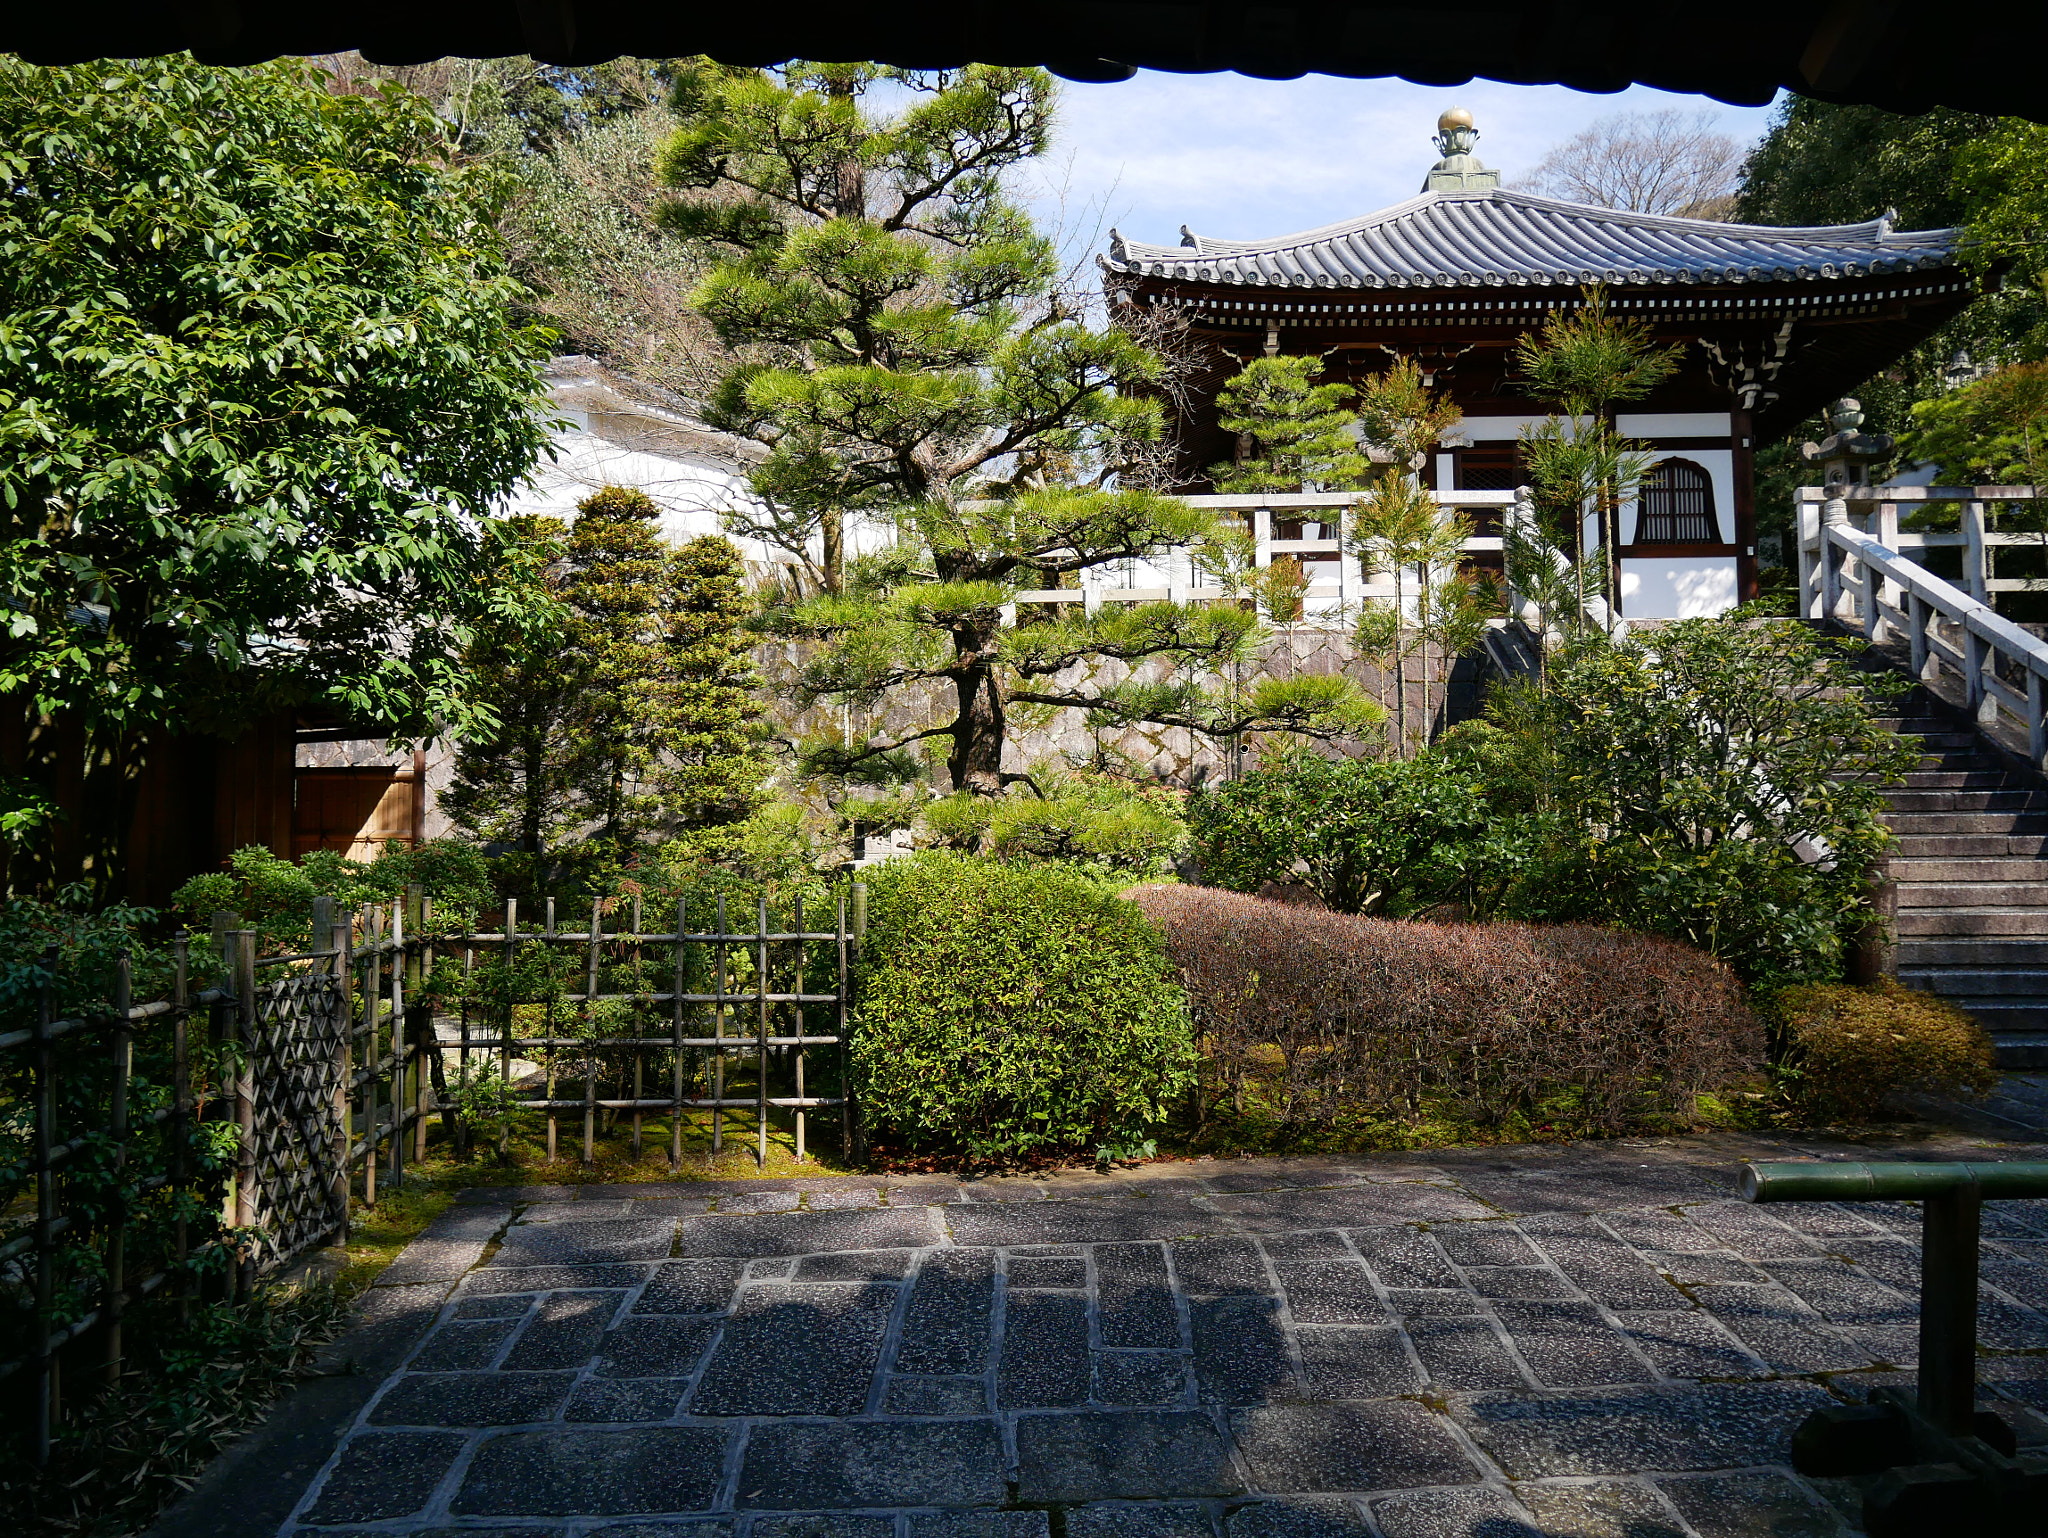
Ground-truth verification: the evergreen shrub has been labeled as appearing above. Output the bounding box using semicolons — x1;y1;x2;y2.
850;852;1197;1159
1763;980;1998;1121
1129;884;1761;1136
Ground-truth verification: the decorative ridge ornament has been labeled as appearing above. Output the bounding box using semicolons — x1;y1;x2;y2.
1423;106;1500;194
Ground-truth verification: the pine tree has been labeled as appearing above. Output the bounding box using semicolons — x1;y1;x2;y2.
1211;356;1368;493
656;63;1379;793
442;516;582;879
660;534;768;838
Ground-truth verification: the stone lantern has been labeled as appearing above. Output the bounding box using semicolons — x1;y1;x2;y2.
1801;397;1893;492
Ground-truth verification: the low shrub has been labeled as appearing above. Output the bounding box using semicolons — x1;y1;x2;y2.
1128;884;1762;1138
1763;980;1998;1121
850;852;1197;1160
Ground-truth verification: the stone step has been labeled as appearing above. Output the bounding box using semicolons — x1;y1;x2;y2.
1898;938;2048;967
1898;967;2048;999
1890;857;2048;882
1896;881;2048;908
1987;1032;2048;1069
1889;834;2048;857
1897;907;2048;936
1887;813;2048;835
1884;790;2048;813
1899;771;2017;789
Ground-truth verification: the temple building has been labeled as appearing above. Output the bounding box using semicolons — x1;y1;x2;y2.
1100;110;1976;619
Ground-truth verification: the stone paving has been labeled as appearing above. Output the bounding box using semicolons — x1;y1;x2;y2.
189;1129;2048;1538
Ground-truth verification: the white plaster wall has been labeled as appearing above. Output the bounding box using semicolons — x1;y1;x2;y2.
1615;412;1732;439
1620;557;1739;618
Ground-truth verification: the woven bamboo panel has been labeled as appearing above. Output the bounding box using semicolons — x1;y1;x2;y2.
248;968;346;1269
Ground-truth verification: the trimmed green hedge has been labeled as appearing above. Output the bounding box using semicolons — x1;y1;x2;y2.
850;853;1196;1159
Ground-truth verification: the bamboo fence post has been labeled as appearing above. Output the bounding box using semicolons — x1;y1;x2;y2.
501;897;516;1161
105;950;133;1388
849;883;867;1164
32;946;57;1465
792;893;806;1164
387;898;404;1190
631;894;643;1163
361;907;379;1207
836;890;849;1165
756;895;769;1170
459;940;473;1160
233;929;257;1299
712;894;727;1161
409;885;438;1162
584;898;600;1168
324;902;351;1246
670;897;686;1169
171;933;191;1325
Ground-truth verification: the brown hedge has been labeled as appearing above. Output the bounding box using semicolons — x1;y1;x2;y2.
1125;884;1763;1135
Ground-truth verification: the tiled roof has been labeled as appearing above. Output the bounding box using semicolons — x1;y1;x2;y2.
1103;189;1962;291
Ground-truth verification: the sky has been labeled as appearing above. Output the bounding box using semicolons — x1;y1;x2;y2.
1016;73;1785;259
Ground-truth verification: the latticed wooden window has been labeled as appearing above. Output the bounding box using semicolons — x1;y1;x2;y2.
1636;459;1716;543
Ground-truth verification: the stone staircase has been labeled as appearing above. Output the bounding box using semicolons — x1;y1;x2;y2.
1879;686;2048;1068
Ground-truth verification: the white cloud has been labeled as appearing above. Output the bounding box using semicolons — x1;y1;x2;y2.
1018;73;1784;250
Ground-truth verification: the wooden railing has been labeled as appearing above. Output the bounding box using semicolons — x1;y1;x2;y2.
1007;488;1517;621
1798;485;2048;766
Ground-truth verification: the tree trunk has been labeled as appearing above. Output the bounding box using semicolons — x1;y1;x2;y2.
822;509;844;596
947;662;1007;795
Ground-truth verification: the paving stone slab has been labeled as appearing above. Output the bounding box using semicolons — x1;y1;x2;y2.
1222;1497;1372;1536
1207;1187;1492;1231
1683;1204;1823;1260
1099;1243;1182;1348
1348;1229;1460;1290
1491;1302;1655;1388
489;1219;678;1266
1190;1295;1293;1405
1274;1261;1385;1324
1368;1486;1538;1538
895;1250;996;1375
596;1316;718;1378
1615;1310;1770;1381
1464;1266;1578;1302
1065;1502;1219;1537
518;1200;635;1222
564;1378;690;1423
453;1294;535;1319
907;1515;1052;1538
461;1263;651;1294
1099;1350;1192;1406
1385;1289;1488;1320
368;1371;575;1426
1014;1409;1243;1502
799;1184;886;1211
1638;1250;1770;1288
1692;1286;1875;1373
750;1516;895;1538
1531;1236;1687;1310
1437;1161;1717;1216
1452;1381;1836;1477
1431;1223;1541;1266
451;1426;731;1515
377;1209;512;1286
715;1190;802;1214
299;1431;468;1523
792;1248;916;1281
1168;1238;1272;1296
689;1282;896;1415
501;1291;621;1370
1976;1290;2048;1349
1008;1255;1089;1288
1295;1326;1423;1398
1251;1231;1349;1263
1654;1470;1842;1538
407;1318;517;1370
636;1258;747;1315
1407;1317;1528;1390
1596;1211;1723;1254
737;1418;1006;1508
1760;1258;1916;1326
947;1201;1223;1249
455;1185;580;1204
1000;1290;1093;1408
1231;1401;1479;1492
882;1178;968;1205
582;1524;732;1538
1514;1479;1684;1538
885;1374;989;1415
678;1208;939;1257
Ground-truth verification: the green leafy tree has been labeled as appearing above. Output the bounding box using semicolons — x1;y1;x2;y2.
656;63;1380;794
1900;364;2048;488
1955;120;2048;364
1210;356;1367;493
1478;618;1915;981
0;57;556;897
